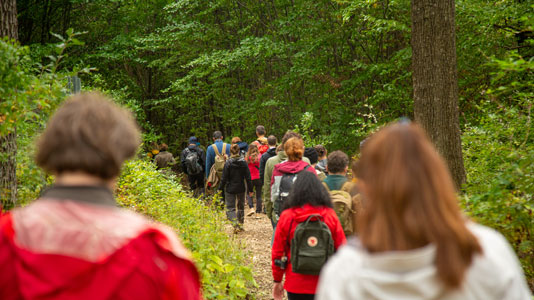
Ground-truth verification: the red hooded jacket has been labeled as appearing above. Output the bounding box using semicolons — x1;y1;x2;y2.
0;186;201;300
272;204;346;294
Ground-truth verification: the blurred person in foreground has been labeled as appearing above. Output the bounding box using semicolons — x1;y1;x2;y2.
317;122;531;300
0;93;201;300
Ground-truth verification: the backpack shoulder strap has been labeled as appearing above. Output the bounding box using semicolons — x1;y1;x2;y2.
322;182;330;191
222;143;227;155
212;144;220;156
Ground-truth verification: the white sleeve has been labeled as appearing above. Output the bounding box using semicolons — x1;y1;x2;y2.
317;247;360;300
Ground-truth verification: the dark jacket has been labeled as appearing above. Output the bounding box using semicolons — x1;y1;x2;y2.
259;147;277;185
221;156;253;194
180;145;206;175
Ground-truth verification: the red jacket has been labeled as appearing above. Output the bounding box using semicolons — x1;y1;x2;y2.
0;197;201;300
272;204;346;294
246;155;260;181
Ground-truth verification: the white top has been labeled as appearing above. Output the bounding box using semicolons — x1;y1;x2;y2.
317;223;532;300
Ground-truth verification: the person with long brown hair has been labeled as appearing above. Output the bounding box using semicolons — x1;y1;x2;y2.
245;143;263;216
317;122;531;300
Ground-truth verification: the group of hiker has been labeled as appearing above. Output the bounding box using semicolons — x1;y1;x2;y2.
0;92;531;300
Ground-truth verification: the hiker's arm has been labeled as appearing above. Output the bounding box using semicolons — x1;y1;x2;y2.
244;164;253;193
205;147;213;178
259;155;266;184
221;163;229;188
271;214;288;282
330;210;347;249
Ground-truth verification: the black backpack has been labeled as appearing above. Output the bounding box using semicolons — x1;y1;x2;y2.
290;214;334;275
273;170;304;220
184;148;202;175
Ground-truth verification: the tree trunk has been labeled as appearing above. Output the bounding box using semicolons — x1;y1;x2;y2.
0;0;19;209
411;0;466;189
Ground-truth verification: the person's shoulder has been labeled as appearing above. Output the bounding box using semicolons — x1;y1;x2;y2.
319;240;365;291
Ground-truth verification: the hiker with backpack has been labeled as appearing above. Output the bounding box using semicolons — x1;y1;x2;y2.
304;147;326;181
221;144;254;233
259;135;278;186
316;123;532;300
322;151;359;237
270;137;317;225
205;131;230;199
154;143;176;170
264;131;311;228
180;137;206;196
231;136;249;157
314;145;328;175
251;125;269;155
272;171;346;300
245;143;263;216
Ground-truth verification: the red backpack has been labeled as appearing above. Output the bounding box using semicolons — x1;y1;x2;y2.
253;140;269;155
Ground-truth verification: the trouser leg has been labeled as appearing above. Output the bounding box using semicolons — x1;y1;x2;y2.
225;191;237;225
253;179;263;213
236;192;245;225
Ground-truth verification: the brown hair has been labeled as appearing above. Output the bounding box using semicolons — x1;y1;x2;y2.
284;137;304;162
245;143;259;163
327;150;349;174
230;144;240;156
231;137;241;144
357;122;481;289
36;92;140;179
281;131;301;146
314;144;327;158
160;143;168;151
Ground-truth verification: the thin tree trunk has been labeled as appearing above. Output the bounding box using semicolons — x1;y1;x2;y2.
411;0;466;189
0;0;19;208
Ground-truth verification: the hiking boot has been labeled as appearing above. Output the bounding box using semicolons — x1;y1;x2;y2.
233;225;244;234
247;208;255;217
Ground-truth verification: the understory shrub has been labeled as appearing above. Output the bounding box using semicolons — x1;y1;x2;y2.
462;106;534;290
117;160;256;299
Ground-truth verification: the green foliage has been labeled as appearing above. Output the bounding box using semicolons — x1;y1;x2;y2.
117;160;257;299
463;103;534;288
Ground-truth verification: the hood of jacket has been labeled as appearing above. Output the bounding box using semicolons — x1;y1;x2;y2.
237;141;248;151
187;144;201;152
275;160;310;174
228;156;246;168
266;147;277;156
290;204;332;223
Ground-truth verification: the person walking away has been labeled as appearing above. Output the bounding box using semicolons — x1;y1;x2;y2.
322;151;359;237
181;136;206;197
154;143;176;171
314;145;328;175
245;143;262;216
231;136;249;157
221;144;253;233
0;93;201;300
272;171;346;300
259;135;278;214
317;122;532;300
205;131;230;203
263;131;311;228
270;137;317;225
251;125;269;155
205;131;230;178
304;147;326;181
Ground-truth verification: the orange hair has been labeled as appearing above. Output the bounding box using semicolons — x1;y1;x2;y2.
284;137;304;162
357;122;481;289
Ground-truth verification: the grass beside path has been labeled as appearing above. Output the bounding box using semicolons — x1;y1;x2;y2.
116;160;257;299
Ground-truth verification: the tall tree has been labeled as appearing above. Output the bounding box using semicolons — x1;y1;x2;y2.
411;0;466;189
0;0;19;208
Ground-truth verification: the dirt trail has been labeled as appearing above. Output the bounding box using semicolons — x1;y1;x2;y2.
239;212;275;300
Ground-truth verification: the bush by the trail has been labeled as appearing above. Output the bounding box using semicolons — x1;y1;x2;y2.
116;160;256;299
462;107;534;290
